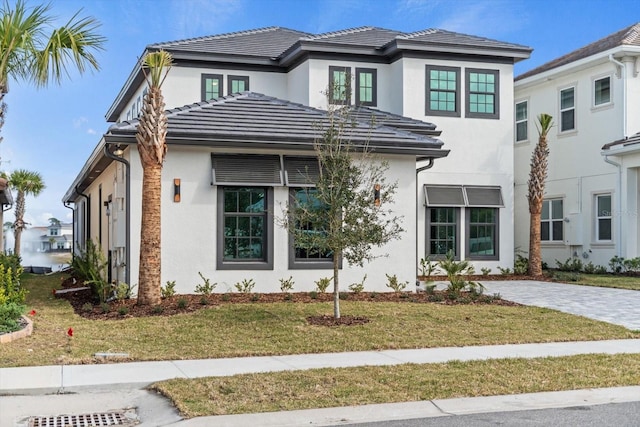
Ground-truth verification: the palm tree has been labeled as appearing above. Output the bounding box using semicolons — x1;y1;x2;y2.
527;114;554;276
135;51;172;306
3;169;45;257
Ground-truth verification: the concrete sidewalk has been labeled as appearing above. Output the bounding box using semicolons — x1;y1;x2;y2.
2;339;640;426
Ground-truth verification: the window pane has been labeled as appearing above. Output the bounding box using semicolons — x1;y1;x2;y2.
516;121;528;141
541;200;550;220
561;110;575;131
552;220;564;241
597;195;611;216
551;200;563;219
468;208;496;257
561;88;574;108
541;222;550;241
598;219;612;240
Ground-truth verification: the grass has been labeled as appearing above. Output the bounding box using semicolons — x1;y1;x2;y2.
561;273;640;291
152;353;640;418
1;273;638;368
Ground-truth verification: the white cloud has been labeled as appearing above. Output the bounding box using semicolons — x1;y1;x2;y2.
87;128;97;135
73;117;89;128
170;0;244;38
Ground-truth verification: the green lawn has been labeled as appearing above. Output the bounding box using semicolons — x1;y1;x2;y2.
1;273;637;368
559;273;640;290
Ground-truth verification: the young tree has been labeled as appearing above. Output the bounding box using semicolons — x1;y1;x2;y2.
284;106;404;319
135;51;172;306
2;169;45;257
527;114;554;276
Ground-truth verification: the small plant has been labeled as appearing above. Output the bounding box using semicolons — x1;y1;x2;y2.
428;293;444;302
199;296;209;305
0;302;25;333
594;265;608;275
514;255;529;275
81;302;93;312
497;266;512;275
279;276;294;293
424;283;437;295
348;274;366;294
177;298;188;309
480;267;491;276
251;294;261;302
623;257;640;273
234;278;255;293
555;257;583;272
112;282;131;302
419;256;438;278
438;251;484;298
161;280;176;298
309;291;318;299
152;305;164;314
314;277;332;293
339;292;349;300
370;292;378;299
195;272;217;295
117;306;129;316
385;273;407;293
222;293;231;302
284;293;293;301
100;302;110;313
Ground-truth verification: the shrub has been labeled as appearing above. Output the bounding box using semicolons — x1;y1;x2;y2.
0;264;26;306
195;272;217;295
314;277;332;293
279;276;294;293
309;291;318;299
623;257;640;273
514;255;529;275
71;240;109;302
609;256;624;274
385;274;407;293
419;256;438;278
594;265;608;275
222;293;231;302
251;294;261;302
177;298;188;309
100;302;110;313
284;293;293;301
480;267;491;276
199;296;209;305
234;278;255;293
497;267;512;275
428;293;444;302
81;302;93;312
161;281;176;298
0;302;25;333
555;257;583;272
339;292;349;300
438;251;484;298
117;306;129;316
152;305;164;314
112;282;132;302
349;274;366;294
424;283;437;295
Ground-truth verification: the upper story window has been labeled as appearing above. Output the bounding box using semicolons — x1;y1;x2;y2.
355;68;376;106
329;66;351;105
595;194;612;241
50;228;59;236
560;87;575;132
425;65;460;117
515;100;528;142
541;199;564;242
202;74;223;101
466;68;499;119
228;75;249;94
594;76;611;106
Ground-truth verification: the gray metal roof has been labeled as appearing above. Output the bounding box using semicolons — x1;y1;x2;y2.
517;23;640;80
105;92;447;155
303;26;403;47
602;131;640;151
399;28;530;51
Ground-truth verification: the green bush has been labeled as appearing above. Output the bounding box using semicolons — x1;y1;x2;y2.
177;298;188;309
0;302;25;333
162;281;176;298
555;257;583;272
0;263;26;306
314;277;332;293
348;274;366;294
514;255;529;275
279;276;294;293
234;278;255;293
195;272;217;295
71;240;108;302
385;274;407;293
438;251;484;298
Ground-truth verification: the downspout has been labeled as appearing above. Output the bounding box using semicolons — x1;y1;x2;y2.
416;158;436;278
603;154;622;258
104;145;130;286
63;202;75;262
76;185;90;251
608;54;627;137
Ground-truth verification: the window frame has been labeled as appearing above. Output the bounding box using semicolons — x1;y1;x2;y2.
593;75;611;107
466;207;499;260
329;66;351;105
426;206;461;259
202;73;223;101
228;75;250;94
288;187;334;270
425;65;461;117
355;67;377;107
595;193;613;242
541;199;564;242
465;68;500;119
216;186;274;270
559;86;576;132
515;100;528;143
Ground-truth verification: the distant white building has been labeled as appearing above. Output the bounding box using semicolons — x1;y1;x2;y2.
23;223;73;253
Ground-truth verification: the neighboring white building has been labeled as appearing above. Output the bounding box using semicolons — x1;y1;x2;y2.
63;27;530;293
514;23;640;269
23;223;73;253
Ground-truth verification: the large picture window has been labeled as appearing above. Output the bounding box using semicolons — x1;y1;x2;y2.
202;74;223;101
541;199;564;242
425;65;460;117
560;87;575;132
596;194;612;241
329;66;351;105
466;68;499;119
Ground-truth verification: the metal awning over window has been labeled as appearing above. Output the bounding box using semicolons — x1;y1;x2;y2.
424;185;503;207
283;156;320;187
211;154;283;185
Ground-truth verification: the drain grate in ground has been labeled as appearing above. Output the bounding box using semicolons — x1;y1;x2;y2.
26;410;137;427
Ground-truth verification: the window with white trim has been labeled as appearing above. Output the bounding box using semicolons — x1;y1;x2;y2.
560;87;575;132
596;194;612;241
541;199;564;241
594;76;611;106
515;100;528;142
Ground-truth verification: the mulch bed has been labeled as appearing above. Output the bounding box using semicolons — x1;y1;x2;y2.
56;276;521;326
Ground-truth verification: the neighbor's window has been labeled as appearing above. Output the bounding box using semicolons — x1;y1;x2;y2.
560;87;575;132
466;68;499;119
426;65;460;117
427;207;459;257
515;100;528;142
355;68;376;106
228;75;249;94
467;208;498;259
329;66;351;105
596;194;612;241
594;76;611;106
202;74;223;100
541;199;564;241
289;188;333;269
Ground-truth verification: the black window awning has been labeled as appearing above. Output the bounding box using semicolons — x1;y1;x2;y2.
424;185;503;207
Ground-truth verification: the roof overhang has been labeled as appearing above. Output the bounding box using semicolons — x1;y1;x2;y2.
0;177;12;206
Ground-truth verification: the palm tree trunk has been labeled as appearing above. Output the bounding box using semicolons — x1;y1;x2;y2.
333;250;341;319
13;191;25;257
137;163;162;306
528;210;542;276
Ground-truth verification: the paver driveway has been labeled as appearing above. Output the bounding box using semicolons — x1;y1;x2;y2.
479;280;640;331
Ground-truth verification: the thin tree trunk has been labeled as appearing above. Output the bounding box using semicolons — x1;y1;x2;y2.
13;191;25;257
333;250;341;319
528;210;542;276
137;163;162;306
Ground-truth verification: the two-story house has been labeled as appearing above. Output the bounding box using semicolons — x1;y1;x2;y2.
514;23;640;269
63;26;530;293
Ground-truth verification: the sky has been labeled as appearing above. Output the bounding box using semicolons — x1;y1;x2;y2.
2;0;639;228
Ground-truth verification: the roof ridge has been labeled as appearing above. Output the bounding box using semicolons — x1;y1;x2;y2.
398;28;438;39
150;26;309;48
622;22;640;44
304;26;379;40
